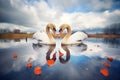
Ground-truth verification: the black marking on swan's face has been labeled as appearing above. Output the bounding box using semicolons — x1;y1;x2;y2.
59;28;62;32
53;27;56;31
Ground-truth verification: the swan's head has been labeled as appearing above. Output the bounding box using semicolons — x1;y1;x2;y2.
47;23;56;36
59;24;71;37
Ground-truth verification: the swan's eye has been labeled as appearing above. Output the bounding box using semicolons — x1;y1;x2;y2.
53;28;56;31
59;28;62;32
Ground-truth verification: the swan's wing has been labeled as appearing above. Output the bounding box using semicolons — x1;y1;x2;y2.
33;31;49;43
69;32;88;43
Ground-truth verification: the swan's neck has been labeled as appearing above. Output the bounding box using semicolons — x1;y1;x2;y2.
46;27;55;44
62;27;71;44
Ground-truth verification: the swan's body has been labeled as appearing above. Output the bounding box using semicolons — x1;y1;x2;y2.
59;24;88;45
33;31;51;43
67;32;88;44
33;23;56;45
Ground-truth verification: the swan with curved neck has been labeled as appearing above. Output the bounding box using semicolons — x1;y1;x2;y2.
59;24;88;45
46;23;56;44
33;23;56;45
59;24;72;44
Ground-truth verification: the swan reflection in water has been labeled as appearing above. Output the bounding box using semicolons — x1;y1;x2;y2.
46;45;56;66
59;45;70;64
32;42;87;66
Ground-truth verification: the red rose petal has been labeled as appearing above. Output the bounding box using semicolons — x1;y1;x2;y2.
47;60;55;66
26;62;32;68
13;53;18;58
107;57;113;62
100;68;109;76
34;66;42;75
103;62;111;67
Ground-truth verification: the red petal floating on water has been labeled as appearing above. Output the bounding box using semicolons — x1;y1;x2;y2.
59;51;64;57
47;60;55;66
107;57;113;62
103;62;111;67
100;68;109;76
13;53;18;58
34;66;42;75
26;62;32;68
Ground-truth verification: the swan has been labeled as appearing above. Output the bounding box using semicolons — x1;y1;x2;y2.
33;23;56;45
59;24;88;45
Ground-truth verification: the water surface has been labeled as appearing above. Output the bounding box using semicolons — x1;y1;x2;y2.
0;38;120;80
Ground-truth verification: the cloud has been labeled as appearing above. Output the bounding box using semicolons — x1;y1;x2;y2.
1;0;48;28
59;10;120;30
47;0;113;11
103;10;120;24
88;0;113;11
0;0;120;32
0;0;62;31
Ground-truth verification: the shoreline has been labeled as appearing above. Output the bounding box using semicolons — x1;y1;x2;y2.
88;34;120;38
0;33;120;39
0;33;33;39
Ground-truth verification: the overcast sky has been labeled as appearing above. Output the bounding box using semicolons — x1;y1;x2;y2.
0;0;120;32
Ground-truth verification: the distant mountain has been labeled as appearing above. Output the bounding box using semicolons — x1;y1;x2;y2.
0;23;37;33
72;27;104;34
72;23;120;34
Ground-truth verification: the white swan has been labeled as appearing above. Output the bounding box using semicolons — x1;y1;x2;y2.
59;24;88;45
33;23;56;45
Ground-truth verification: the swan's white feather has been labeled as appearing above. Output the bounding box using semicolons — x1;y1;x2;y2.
68;32;88;44
33;31;49;43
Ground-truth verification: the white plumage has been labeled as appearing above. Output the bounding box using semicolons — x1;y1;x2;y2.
68;32;88;44
33;31;49;44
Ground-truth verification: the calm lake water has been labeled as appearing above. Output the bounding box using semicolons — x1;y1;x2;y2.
0;38;120;80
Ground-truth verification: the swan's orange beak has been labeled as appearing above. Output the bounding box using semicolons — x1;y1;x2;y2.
59;29;63;37
53;28;56;37
59;51;64;57
53;30;56;37
59;31;63;37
